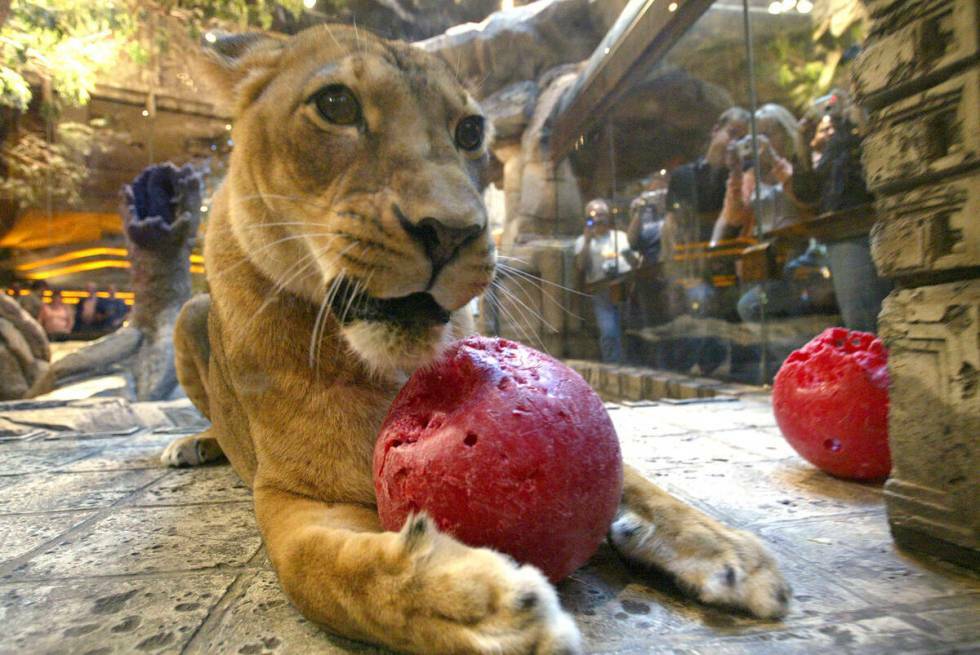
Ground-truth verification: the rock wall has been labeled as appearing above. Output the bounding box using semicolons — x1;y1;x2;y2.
0;295;52;400
855;0;980;567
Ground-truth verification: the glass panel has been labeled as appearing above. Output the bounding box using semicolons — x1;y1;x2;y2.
740;0;886;381
564;0;762;385
541;0;885;392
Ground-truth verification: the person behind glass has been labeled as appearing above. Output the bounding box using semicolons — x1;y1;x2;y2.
38;290;74;341
574;199;635;364
74;281;109;335
627;184;668;328
809;89;891;333
663;107;750;250
711;103;811;322
662;107;750;323
17;280;44;320
104;284;129;329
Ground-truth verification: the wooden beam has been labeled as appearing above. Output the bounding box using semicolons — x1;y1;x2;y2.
549;0;715;163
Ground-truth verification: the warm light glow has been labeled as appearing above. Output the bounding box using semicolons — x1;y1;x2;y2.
501;0;514;10
768;1;783;13
224;123;232;131
303;0;316;8
797;0;813;12
668;2;678;11
200;205;208;212
23;261;131;280
17;254;205;280
16;248;129;271
141;109;150;117
781;0;797;9
204;31;217;43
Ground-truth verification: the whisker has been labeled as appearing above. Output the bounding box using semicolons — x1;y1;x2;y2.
323;23;347;55
235;193;336;212
488;285;547;352
495;261;591;298
492;279;557;335
254;246;329;317
207;232;334;280
494;266;585;323
309;277;336;370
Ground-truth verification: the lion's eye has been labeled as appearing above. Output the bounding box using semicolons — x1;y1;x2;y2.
311;85;362;126
455;116;484;151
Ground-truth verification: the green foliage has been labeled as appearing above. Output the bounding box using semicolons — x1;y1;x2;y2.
0;119;120;208
0;1;310;113
1;1;136;111
0;0;311;216
765;21;866;115
0;65;32;111
159;0;307;33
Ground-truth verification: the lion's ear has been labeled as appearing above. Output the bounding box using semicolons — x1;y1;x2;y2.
196;32;285;114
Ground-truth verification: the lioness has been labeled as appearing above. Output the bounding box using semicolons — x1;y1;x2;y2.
165;25;790;654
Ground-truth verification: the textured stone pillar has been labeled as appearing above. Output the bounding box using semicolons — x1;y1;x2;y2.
855;0;980;566
877;282;980;566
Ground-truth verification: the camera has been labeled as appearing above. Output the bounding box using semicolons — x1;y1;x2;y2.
734;135;755;160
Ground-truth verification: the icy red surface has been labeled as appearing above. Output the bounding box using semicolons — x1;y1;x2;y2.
773;327;890;481
374;336;623;582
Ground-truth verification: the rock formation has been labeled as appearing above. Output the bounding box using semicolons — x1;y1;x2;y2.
0;294;52;400
51;163;205;401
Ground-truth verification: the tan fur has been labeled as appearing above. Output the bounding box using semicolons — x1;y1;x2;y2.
169;25;789;655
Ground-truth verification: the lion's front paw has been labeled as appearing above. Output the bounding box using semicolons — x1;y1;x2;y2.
610;510;790;619
160;433;223;468
393;514;582;655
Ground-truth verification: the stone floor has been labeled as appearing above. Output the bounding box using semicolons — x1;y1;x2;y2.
0;393;978;654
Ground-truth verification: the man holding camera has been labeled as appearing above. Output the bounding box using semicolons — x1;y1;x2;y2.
575;198;636;364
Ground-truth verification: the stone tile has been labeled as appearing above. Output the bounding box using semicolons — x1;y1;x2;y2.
54;442;165;473
10;503;261;579
0;397;142;434
0;573;236;654
645;612;960;654
608;406;697;439
610;402;780;443
759;514;980;607
129;466;251;506
633;458;885;528
130;428;202;449
902;599;980;645
0;511;95;568
0;469;164;514
618;433;760;472
0;443;103;476
188;570;387;655
1;392;978;654
562;545;705;648
709;427;802;462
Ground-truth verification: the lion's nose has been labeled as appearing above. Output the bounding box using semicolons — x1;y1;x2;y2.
414;217;483;269
395;205;483;274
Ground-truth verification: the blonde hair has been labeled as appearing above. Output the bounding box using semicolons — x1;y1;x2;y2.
755;103;802;161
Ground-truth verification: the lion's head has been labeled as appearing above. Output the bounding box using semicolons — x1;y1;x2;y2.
202;25;494;375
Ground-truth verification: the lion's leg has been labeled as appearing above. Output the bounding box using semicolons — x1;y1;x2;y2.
174;293;212;419
610;464;791;619
162;294;224;469
161;428;225;468
255;484;582;655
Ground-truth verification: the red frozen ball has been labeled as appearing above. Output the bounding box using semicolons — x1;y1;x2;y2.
373;336;623;582
773;327;891;481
